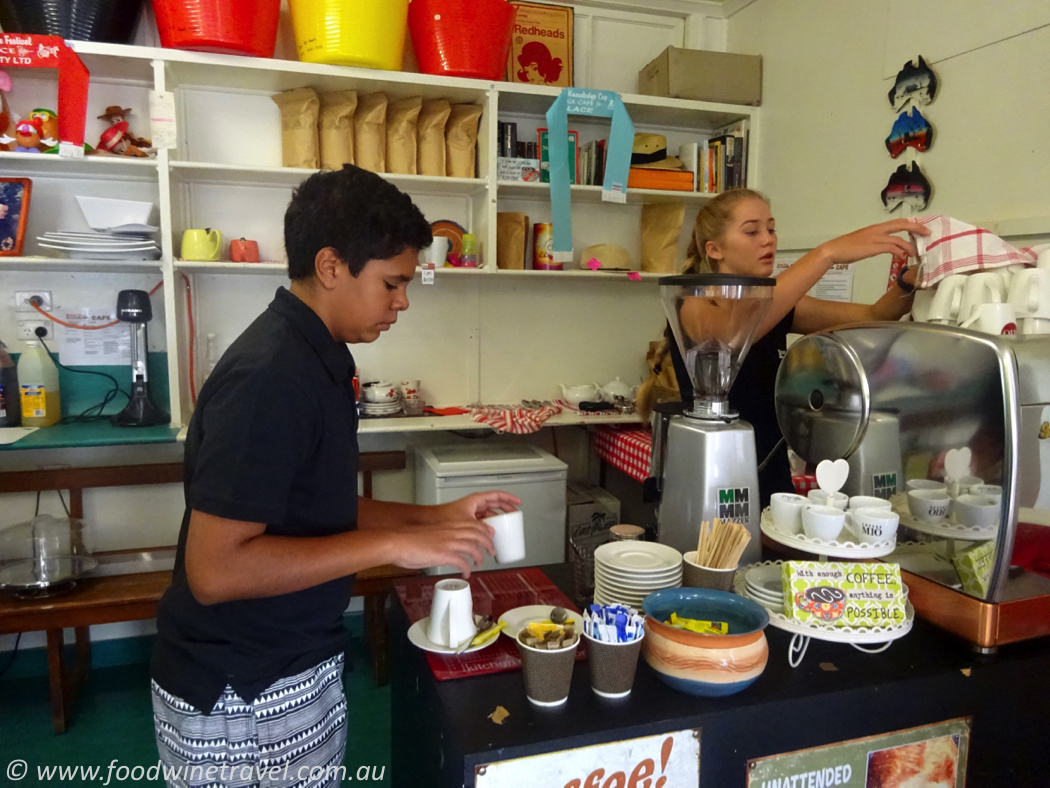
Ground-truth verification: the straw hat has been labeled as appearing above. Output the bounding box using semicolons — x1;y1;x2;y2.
579;243;635;270
631;133;683;170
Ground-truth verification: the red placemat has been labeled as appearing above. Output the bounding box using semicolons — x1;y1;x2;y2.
394;567;586;681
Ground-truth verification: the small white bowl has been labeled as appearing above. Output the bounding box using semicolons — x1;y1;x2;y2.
848;495;893;511
807;489;848;511
953;494;1000;527
801;505;846;542
846;508;899;543
905;479;948;494
969;484;1002;505
76;195;155;230
907;489;951;523
770;492;809;535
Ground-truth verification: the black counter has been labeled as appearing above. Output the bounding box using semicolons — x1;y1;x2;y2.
388;564;1050;786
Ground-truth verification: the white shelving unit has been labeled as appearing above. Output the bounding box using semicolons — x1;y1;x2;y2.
0;40;759;432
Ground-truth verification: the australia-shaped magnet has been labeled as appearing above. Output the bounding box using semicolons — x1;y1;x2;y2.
885;107;933;158
881;161;931;212
889;55;938;111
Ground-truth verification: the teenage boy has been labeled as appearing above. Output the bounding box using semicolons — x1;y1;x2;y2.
151;166;515;787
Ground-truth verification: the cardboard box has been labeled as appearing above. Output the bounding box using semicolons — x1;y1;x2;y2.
638;47;761;106
566;482;621;545
507;2;574;88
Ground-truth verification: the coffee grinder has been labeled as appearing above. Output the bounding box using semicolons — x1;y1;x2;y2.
648;274;775;563
113;289;169;427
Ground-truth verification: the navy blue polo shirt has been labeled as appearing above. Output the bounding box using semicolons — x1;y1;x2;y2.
151;287;359;713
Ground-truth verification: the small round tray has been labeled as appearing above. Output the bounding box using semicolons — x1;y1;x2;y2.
760;508;897;559
0;555;98;592
889;494;999;541
734;561;913;645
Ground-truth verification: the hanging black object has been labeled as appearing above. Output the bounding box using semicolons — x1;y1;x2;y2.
888;55;938;111
881;162;932;212
113;290;170;428
0;0;144;45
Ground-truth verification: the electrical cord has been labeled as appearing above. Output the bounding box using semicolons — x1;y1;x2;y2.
35;331;129;422
0;633;22;678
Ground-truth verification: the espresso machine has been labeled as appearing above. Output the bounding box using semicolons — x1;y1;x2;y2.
649;274;774;563
775;322;1050;650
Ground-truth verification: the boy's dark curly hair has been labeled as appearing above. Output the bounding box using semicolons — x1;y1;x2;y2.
284;165;432;280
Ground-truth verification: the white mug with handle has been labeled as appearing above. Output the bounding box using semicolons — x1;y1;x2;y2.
957;273;1004;326
926;275;968;324
1008;268;1050;318
961;302;1018;335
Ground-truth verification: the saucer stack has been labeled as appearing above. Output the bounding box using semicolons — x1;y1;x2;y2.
360;398;402;417
38;229;161;260
593;541;682;608
742;565;785;612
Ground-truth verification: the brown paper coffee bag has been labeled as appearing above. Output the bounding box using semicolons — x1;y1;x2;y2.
446;103;483;178
354;93;388;173
272;87;319;169
387;96;422;175
318;90;357;170
497;212;529;270
417;99;451;177
640;202;686;273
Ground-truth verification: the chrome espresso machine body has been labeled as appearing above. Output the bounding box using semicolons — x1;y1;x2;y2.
775;322;1050;649
650;275;774;563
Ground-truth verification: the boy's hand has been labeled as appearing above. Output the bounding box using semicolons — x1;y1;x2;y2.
389;520;497;578
438;491;522;523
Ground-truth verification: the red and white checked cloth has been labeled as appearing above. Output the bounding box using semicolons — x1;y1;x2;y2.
916;215;1040;289
470;404;561;434
593;426;652;483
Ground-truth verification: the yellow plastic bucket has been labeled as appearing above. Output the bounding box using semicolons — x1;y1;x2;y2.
289;0;410;71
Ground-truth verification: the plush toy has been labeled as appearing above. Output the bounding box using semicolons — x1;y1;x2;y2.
8;117;57;153
97;105;152;151
29;109;59;150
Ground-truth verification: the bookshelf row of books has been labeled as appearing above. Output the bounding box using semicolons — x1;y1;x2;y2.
678;119;751;194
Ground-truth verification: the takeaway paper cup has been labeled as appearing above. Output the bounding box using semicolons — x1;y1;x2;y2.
517;632;579;706
584;630;644;698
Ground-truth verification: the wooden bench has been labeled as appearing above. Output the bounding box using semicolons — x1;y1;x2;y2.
0;452;414;733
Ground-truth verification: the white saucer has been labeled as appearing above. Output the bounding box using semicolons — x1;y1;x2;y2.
498;604;577;640
594;541;683;573
407;616;498;655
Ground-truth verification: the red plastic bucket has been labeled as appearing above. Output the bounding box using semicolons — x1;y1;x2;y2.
408;0;516;81
151;0;281;58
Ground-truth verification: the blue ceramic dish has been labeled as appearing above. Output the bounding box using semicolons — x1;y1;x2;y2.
642;587;770;697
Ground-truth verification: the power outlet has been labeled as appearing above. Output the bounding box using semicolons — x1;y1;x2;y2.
14;291;53;313
18;320;53;340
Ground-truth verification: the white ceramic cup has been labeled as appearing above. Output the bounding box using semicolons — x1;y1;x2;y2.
961;302;1018;335
807;489;848;511
907;489;951;523
483;510;526;564
911;288;935;322
399;380;421;400
801;504;846;542
947;474;983;499
364;382;398;403
957;272;1005;326
953;494;1000;527
846;507;900;543
422;237;449;267
906;479;948;494
1022;317;1050;335
926;275;968;324
770;492;809;534
427;578;475;648
969;484;1002;505
848;495;893;511
1008;268;1050;318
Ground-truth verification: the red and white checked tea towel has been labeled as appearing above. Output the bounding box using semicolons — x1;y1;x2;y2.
916;215;1037;288
470;404;561;434
593;426;652;483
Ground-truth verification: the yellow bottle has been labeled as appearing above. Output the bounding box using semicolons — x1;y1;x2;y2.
18;341;61;427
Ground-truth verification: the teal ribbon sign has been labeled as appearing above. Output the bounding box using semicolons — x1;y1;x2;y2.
545;88;634;263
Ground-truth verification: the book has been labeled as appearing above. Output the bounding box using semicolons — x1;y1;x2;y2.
538;128;579;184
627;167;694;191
678;142;699;192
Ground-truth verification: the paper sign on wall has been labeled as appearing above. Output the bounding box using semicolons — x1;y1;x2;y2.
774;255;854;302
747;718;969;787
475;729;699;787
58;309;130;366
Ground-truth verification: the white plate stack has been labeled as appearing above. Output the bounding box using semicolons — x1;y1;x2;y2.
742;564;785;612
360;399;402;417
38;229;161;260
593;541;683;608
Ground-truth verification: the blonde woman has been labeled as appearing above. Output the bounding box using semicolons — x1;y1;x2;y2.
668;188;929;506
